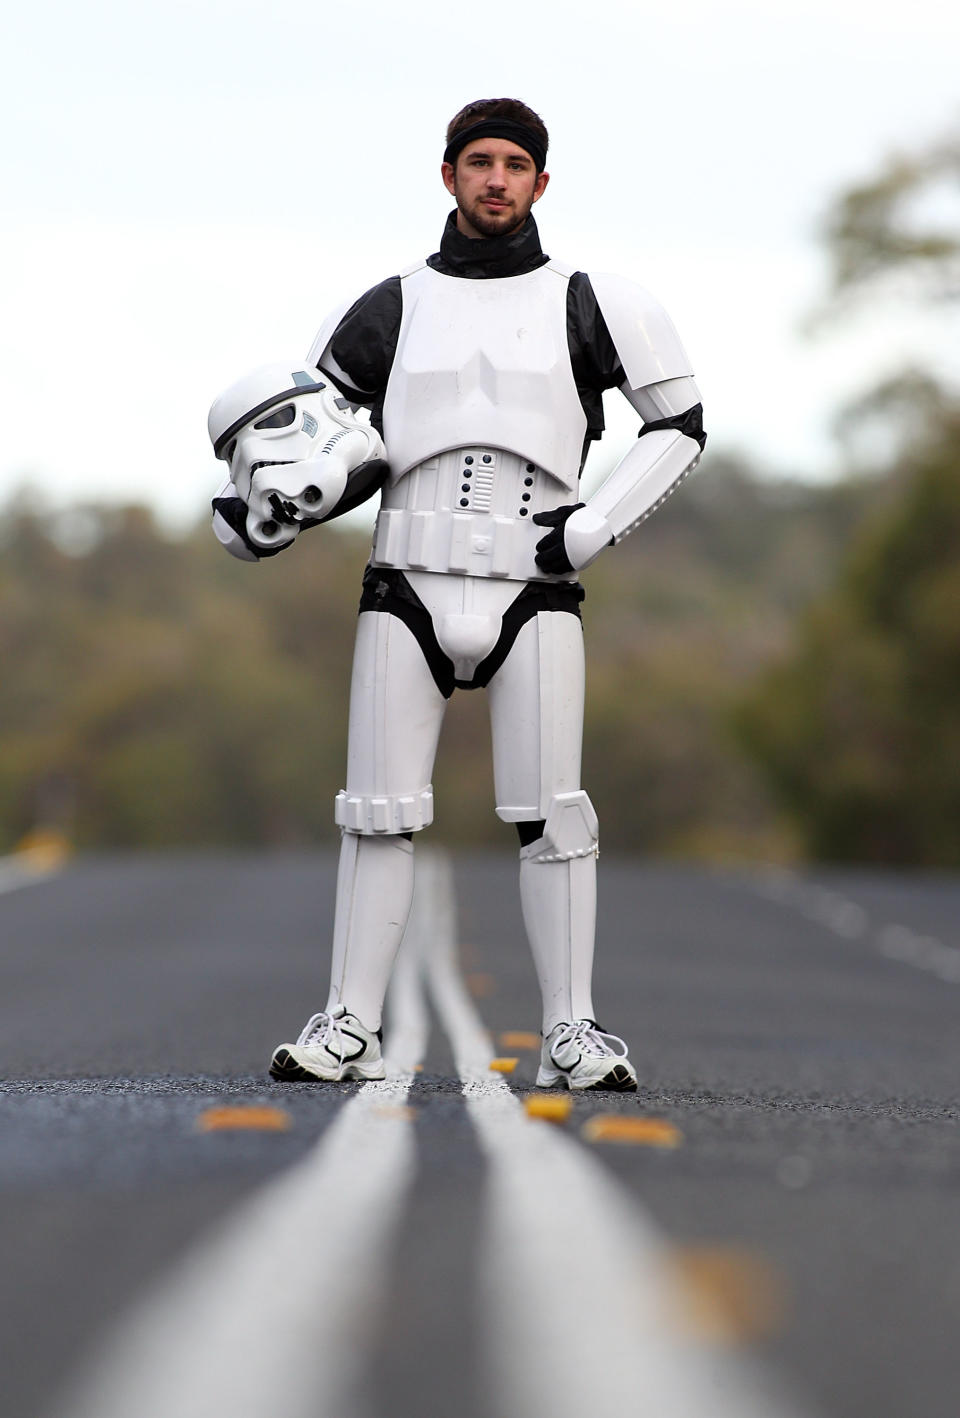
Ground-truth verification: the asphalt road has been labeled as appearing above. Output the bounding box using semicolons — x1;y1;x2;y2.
1;849;959;1418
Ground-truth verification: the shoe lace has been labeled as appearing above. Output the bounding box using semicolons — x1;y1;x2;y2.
296;1010;351;1077
553;1019;628;1059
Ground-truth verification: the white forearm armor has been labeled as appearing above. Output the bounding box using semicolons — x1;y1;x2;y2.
559;374;704;571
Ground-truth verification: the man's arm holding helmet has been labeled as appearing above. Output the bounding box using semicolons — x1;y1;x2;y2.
534;273;706;575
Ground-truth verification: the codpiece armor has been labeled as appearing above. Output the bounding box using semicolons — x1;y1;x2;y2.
210;209;705;1041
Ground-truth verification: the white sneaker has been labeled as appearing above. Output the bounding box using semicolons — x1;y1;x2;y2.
536;1020;638;1092
269;1006;386;1082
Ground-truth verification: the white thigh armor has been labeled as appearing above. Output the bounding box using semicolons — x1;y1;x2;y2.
334;612;446;835
486;612;585;822
337;594;586;834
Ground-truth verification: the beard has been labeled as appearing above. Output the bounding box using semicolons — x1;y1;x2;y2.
456;193;530;239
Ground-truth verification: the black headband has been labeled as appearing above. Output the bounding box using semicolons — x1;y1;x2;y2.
443;119;547;174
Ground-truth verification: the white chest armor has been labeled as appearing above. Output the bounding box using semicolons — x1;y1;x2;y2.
380;259;586;492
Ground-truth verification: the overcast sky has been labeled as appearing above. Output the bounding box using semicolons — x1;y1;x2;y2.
2;0;958;527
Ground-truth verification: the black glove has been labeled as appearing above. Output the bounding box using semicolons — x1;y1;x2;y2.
532;503;585;575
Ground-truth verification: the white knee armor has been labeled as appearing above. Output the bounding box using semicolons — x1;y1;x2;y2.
520;792;599;1033
520;790;599;862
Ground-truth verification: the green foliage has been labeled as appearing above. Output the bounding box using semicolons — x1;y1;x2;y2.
0;500;367;850
738;407;960;865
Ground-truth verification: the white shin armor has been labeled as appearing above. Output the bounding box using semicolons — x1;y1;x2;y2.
520;792;599;1033
326;831;415;1030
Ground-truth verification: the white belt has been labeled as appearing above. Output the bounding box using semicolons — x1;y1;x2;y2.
371;447;575;583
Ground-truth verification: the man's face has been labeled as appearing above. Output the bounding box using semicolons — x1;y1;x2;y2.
441;138;549;239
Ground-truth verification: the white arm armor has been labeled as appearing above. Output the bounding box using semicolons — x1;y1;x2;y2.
544;269;704;573
561;376;704;571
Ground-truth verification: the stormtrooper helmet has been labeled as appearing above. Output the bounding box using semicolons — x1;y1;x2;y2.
208;363;387;546
208;364;340;502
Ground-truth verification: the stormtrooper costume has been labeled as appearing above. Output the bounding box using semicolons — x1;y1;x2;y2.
209;126;705;1091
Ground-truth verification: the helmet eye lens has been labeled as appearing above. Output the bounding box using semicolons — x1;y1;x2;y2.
253;404;296;430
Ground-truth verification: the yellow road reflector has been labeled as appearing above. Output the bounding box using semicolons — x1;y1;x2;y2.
14;828;72;873
668;1246;786;1343
580;1115;682;1147
524;1095;572;1123
467;972;496;998
196;1105;291;1133
413;1064;424;1073
500;1030;541;1050
489;1057;518;1074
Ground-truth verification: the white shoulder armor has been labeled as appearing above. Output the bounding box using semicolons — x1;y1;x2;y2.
306;295;359;380
588;272;694;391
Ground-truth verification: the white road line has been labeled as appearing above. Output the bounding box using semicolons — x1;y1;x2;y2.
52;1077;416;1418
427;859;810;1418
746;866;960;985
0;854;59;895
47;865;437;1418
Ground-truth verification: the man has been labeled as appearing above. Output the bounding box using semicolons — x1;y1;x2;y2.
210;98;706;1090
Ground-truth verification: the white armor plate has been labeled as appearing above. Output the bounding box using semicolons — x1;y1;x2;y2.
381;261;586;492
371;446;578;582
588;272;694;391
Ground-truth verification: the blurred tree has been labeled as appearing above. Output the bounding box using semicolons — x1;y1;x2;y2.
820;129;960;306
739;125;960;865
0;501;369;849
0;462;870;858
739;408;960;864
